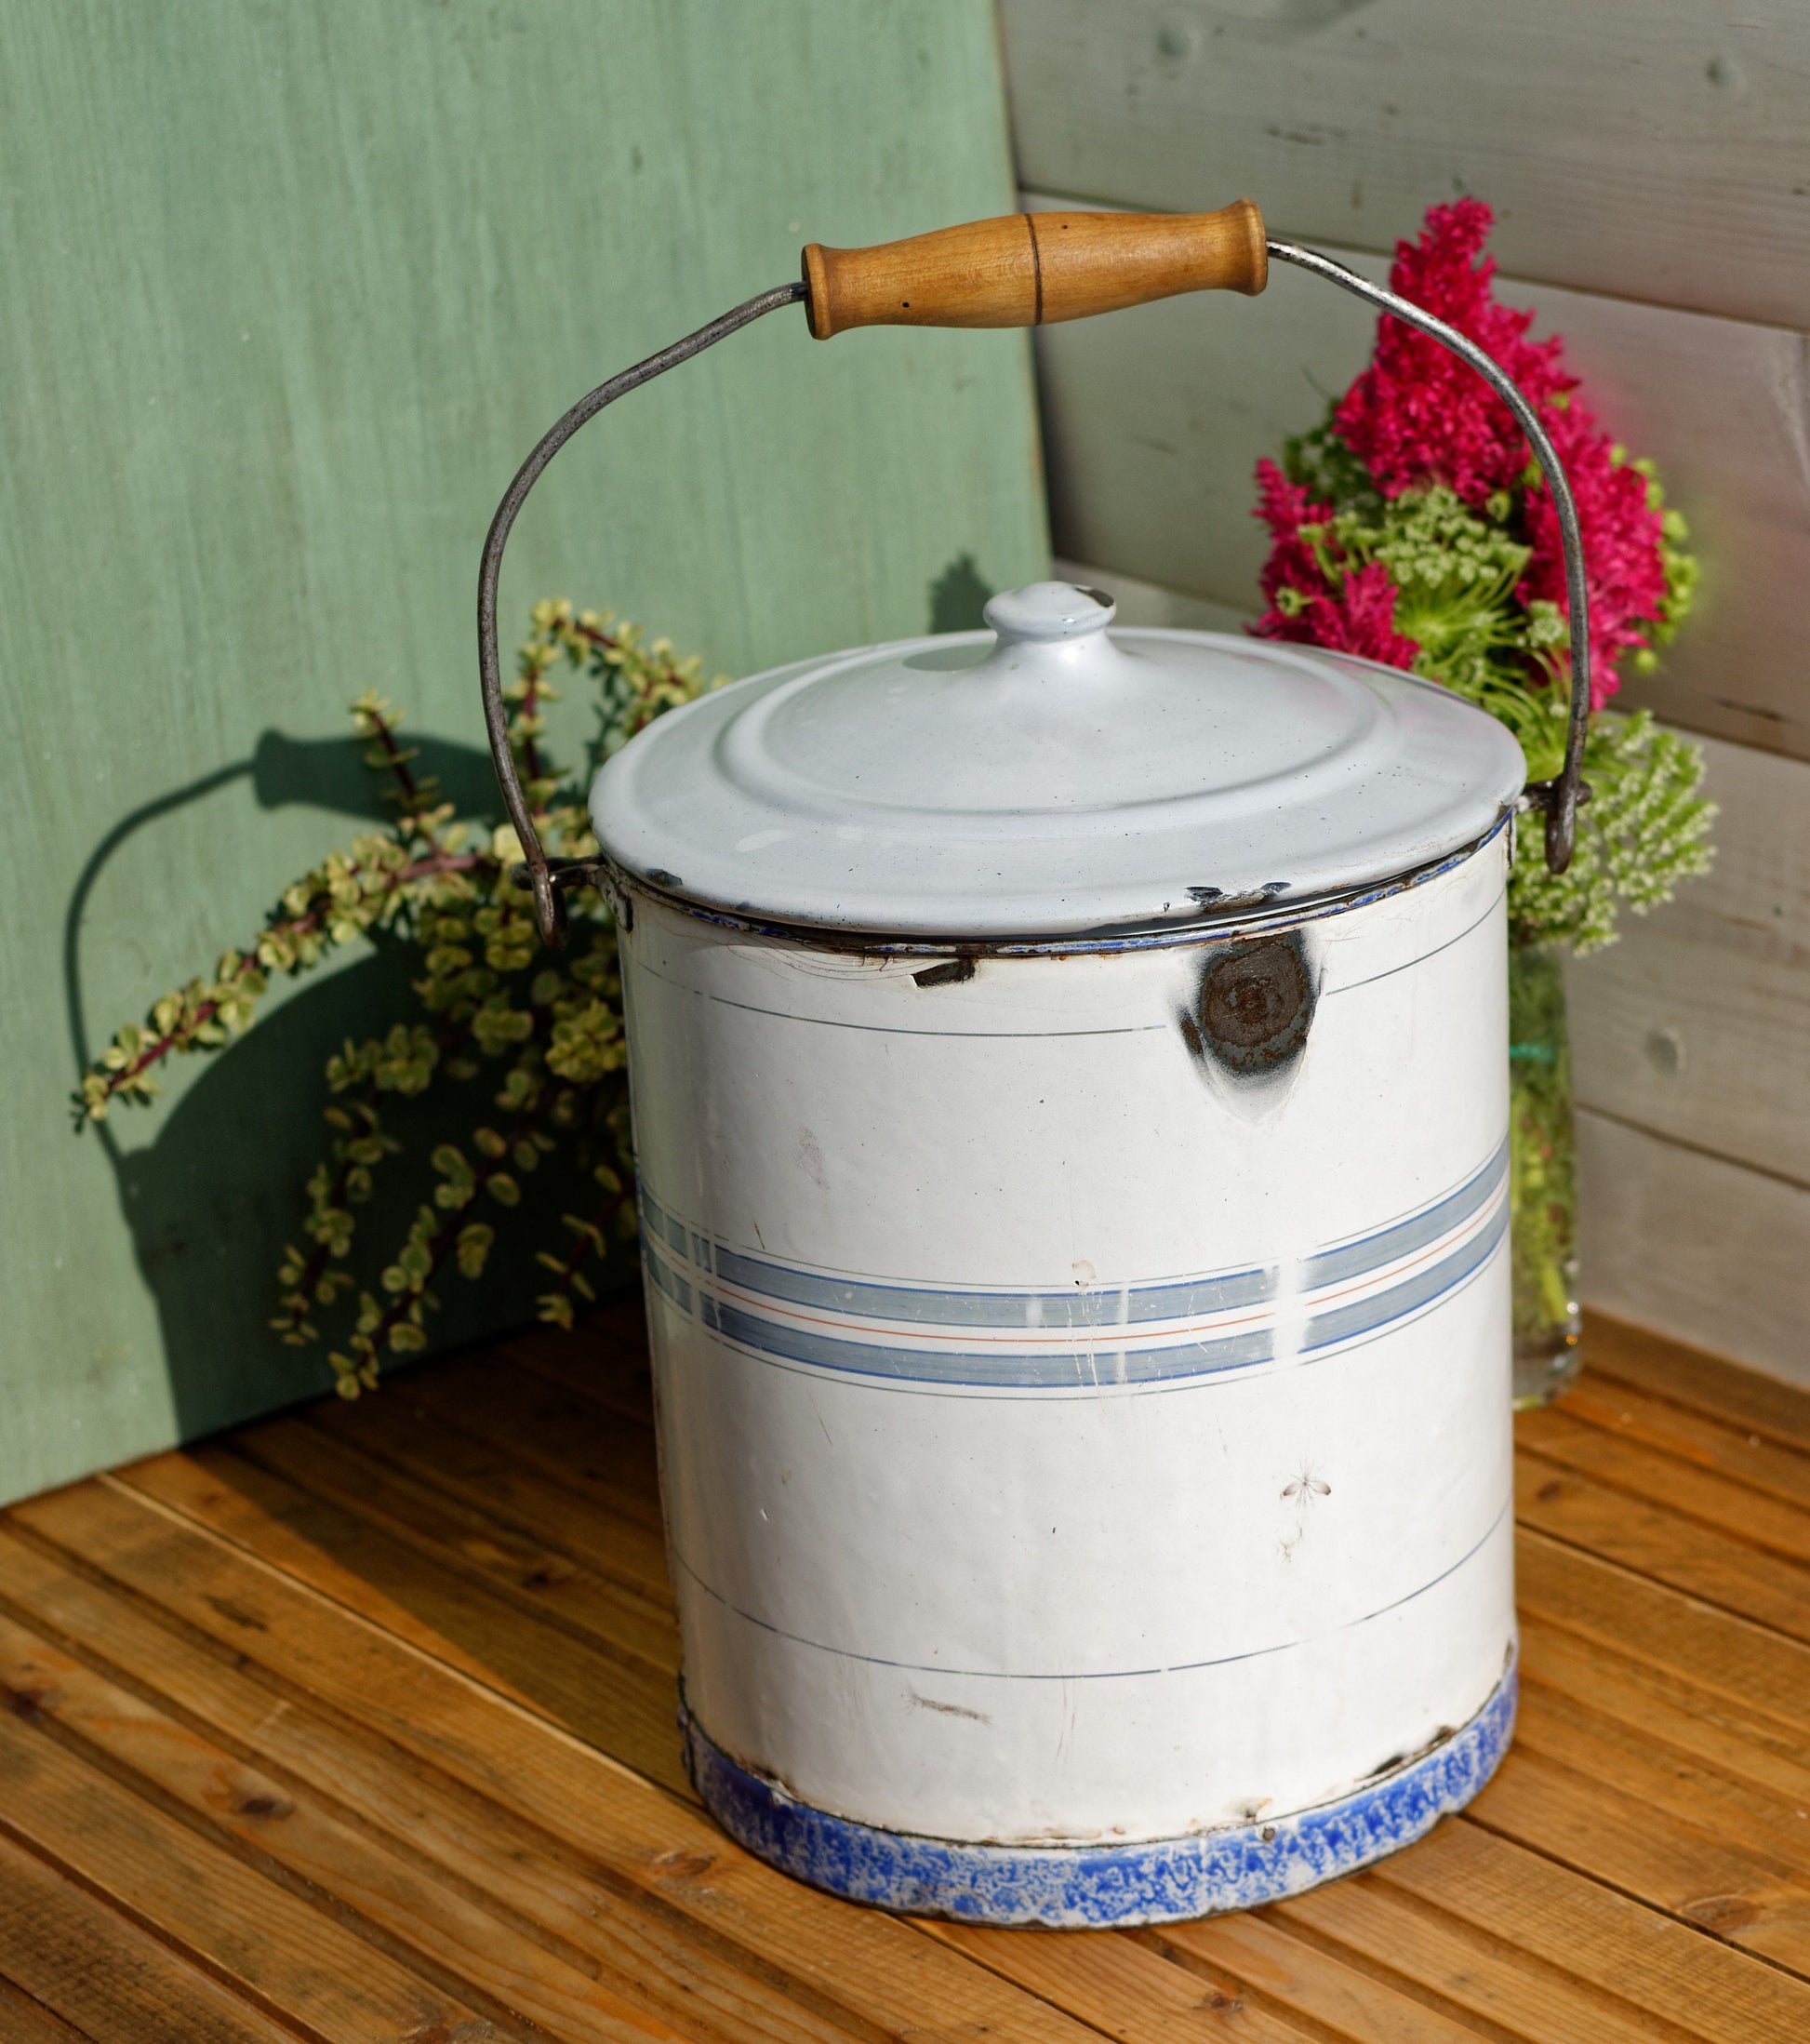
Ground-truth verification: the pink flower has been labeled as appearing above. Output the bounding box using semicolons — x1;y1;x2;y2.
1519;407;1669;705
1334;199;1571;505
1251;459;1334;613
1253;198;1671;707
1250;460;1421;670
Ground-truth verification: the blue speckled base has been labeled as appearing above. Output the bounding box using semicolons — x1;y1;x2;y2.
682;1658;1516;1926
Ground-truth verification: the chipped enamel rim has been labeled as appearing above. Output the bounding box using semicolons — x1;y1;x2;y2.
606;808;1513;960
680;1654;1517;1927
591;599;1528;942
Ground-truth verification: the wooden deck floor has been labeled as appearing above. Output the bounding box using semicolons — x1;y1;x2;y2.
2;1305;1809;2041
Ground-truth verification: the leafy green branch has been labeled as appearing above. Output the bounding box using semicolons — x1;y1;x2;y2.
79;601;721;1396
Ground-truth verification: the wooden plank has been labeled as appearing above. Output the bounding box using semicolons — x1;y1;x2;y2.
304;1383;674;1610
929;1919;1323;2043
1562;745;1810;1387
1516;1527;1810;1737
1516;1455;1810;1645
0;1702;495;2042
1028;196;1810;763
0;1830;295;2044
112;1452;540;1695
0;1610;691;2044
7;1483;1107;2044
0;1972;94;2044
1585;1314;1810;1457
0;1527;880;2044
1145;1910;1496;2042
406;1356;667;1530
1556;1369;1810;1516
1000;0;1810;327
230;1416;680;1674
1576;1109;1810;1394
1519;1612;1810;1810
112;1451;685;1794
1565;739;1810;1186
1376;1819;1810;2044
1272;1870;1702;2044
1516;1678;1810;1881
492;1295;658;1426
1521;1406;1810;1567
1471;1744;1810;1974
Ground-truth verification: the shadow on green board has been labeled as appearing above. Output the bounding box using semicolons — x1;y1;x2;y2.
927;551;994;635
64;729;618;1441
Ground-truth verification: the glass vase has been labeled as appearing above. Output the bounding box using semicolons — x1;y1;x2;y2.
1508;943;1581;1408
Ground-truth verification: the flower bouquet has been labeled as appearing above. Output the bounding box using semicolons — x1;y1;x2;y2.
1250;198;1714;1404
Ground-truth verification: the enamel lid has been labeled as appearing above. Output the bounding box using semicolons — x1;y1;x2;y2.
591;581;1524;938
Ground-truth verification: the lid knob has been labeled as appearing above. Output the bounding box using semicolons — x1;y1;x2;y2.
982;580;1117;645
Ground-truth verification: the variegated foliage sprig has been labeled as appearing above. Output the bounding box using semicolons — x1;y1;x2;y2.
79;602;720;1396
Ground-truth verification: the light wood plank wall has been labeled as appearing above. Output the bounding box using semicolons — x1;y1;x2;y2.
1002;2;1810;1385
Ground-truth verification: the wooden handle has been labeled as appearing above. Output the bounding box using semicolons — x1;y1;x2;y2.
801;201;1266;339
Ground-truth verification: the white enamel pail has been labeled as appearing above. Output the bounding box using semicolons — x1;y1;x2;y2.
590;581;1525;1925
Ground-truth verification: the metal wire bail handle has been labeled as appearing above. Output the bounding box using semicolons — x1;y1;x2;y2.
477;283;809;949
480;223;1591;950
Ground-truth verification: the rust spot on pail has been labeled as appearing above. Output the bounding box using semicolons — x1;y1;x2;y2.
1184;932;1315;1077
913;955;977;989
908;1689;991;1724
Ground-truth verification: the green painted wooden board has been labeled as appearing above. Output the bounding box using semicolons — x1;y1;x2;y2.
0;1;1047;1504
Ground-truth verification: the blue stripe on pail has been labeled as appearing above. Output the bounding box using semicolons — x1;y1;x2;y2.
709;1239;1275;1329
693;1198;1506;1390
654;1136;1507;1336
1304;1135;1508;1288
637;1191;686;1260
681;1655;1516;1927
642;1241;691;1314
